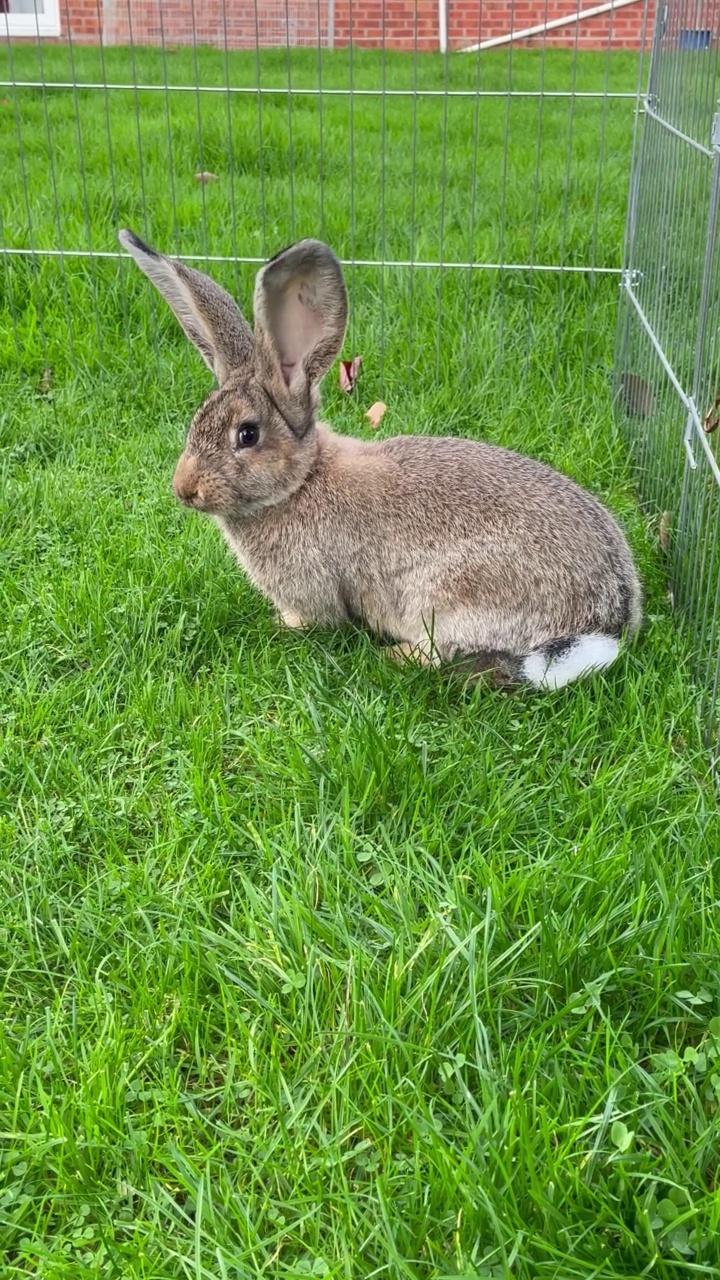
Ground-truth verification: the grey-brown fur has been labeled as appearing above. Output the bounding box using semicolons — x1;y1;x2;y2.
119;229;641;686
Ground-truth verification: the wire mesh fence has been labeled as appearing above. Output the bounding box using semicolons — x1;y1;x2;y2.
616;0;720;745
3;0;720;738
1;2;643;395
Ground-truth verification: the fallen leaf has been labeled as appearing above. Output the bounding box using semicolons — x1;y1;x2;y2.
703;394;720;434
619;372;655;419
195;170;219;183
659;509;672;552
365;400;386;430
38;368;52;396
610;1120;634;1153
339;357;362;393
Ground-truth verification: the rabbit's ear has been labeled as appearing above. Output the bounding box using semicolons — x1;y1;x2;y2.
119;229;253;384
253;239;348;435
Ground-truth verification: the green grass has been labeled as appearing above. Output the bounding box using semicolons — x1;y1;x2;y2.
2;46;720;1280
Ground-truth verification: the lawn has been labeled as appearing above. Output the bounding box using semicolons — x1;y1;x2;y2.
2;45;720;1280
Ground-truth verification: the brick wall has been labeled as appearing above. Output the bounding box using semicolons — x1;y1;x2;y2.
59;0;101;40
447;0;654;48
333;0;653;49
51;0;652;51
97;0;328;48
333;0;438;48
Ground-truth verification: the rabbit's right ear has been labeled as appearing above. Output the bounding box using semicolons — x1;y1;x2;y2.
253;239;348;436
118;229;253;385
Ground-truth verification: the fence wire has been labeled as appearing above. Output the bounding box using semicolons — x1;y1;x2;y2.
616;0;720;746
4;0;720;738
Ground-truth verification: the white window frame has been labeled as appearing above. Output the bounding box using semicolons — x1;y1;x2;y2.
2;0;61;37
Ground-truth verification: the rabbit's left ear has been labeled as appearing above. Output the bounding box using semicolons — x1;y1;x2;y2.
253;239;348;435
119;228;253;384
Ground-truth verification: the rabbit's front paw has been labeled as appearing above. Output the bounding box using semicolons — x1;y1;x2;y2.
279;609;313;630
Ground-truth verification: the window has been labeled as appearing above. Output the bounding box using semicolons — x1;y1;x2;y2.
1;0;61;37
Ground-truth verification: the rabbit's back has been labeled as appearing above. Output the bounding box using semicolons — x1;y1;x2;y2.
377;434;624;544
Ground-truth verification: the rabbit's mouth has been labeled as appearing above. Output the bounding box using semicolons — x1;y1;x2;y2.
174;486;207;512
175;486;243;518
177;492;205;511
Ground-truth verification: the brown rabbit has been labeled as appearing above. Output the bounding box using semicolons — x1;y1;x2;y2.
119;230;641;689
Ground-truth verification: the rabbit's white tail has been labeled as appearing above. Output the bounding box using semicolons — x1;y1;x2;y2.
521;634;619;690
456;633;620;688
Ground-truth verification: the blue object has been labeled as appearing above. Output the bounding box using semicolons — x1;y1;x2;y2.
679;28;712;49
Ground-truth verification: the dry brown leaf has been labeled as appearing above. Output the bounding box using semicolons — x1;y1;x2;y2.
659;510;672;553
339;357;362;393
703;394;720;434
195;170;219;183
365;401;387;430
619;372;655;419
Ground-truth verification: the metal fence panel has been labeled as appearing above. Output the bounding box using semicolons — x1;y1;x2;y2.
616;0;720;743
1;4;644;397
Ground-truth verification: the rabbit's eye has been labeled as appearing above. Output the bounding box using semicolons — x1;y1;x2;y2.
236;422;259;449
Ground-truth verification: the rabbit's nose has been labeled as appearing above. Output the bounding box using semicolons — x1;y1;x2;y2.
173;454;200;504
